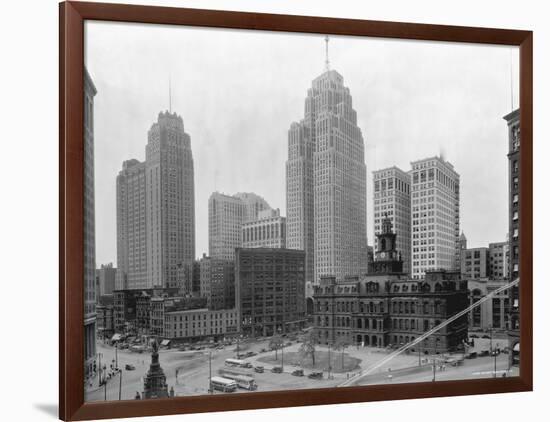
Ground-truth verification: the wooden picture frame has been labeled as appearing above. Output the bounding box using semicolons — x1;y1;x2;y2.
60;1;533;420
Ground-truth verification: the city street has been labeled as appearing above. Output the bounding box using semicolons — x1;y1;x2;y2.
86;333;518;402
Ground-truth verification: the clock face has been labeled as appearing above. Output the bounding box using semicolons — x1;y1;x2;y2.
380;252;386;259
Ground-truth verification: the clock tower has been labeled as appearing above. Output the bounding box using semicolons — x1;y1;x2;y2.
369;215;403;274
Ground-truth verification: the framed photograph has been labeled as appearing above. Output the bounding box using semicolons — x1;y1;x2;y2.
60;1;533;420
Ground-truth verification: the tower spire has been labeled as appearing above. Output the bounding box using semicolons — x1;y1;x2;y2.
324;35;330;71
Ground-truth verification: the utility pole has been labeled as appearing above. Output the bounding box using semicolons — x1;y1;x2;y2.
115;342;118;369
104;376;107;400
98;353;102;386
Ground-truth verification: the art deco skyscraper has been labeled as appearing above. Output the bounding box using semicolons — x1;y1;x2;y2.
286;39;368;283
145;111;195;288
410;156;460;279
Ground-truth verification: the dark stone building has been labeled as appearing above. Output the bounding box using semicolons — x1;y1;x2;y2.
504;108;520;363
313;217;469;353
236;248;306;336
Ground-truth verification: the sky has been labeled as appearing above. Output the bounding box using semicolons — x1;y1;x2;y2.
85;21;519;266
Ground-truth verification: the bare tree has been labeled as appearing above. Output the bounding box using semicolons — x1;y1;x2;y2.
269;334;284;360
334;339;348;370
299;331;317;367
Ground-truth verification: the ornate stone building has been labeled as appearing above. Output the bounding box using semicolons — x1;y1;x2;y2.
313;218;469;353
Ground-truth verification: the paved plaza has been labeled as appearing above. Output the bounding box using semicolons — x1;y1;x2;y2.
85;332;518;402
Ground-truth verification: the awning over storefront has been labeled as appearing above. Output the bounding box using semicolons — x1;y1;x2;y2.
160;339;171;346
111;333;122;342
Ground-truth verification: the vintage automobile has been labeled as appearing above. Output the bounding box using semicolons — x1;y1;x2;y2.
308;371;323;379
291;369;304;377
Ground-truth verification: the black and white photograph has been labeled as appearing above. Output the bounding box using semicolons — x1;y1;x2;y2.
82;20;521;402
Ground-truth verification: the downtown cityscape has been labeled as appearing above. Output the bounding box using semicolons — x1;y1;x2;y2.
83;27;521;401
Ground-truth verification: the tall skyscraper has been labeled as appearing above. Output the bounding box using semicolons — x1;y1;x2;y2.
410;156;460;279
373;167;411;275
208;192;271;260
116;111;195;290
83;68;97;376
145;111;195;288
286;43;368;284
116;159;147;290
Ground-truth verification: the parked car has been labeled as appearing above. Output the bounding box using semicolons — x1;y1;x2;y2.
481;335;491;339
308;372;323;380
470;334;479;339
285;342;292;347
291;369;304;377
125;364;135;371
254;366;264;373
465;352;477;359
271;366;283;373
241;362;253;369
479;350;490;357
491;350;500;356
259;348;268;353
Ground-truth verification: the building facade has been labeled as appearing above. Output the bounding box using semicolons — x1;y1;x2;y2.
199;255;235;310
116;159;148;290
313;222;468;353
504;108;520;357
460;247;490;280
208;192;246;261
286;67;368;284
242;208;286;249
163;308;239;340
116;111;195;290
208;192;272;261
468;279;510;331
146;111;195;289
489;241;508;280
410;156;460;279
373;167;411;274
236;248;307;336
96;263;117;297
83;68;97;377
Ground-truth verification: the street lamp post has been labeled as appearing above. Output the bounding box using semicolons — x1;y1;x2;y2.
118;369;123;400
115;342;119;370
281;343;284;372
209;351;213;394
328;342;332;380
